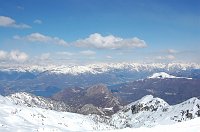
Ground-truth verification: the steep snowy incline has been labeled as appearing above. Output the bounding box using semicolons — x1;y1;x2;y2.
6;92;75;112
0;95;113;131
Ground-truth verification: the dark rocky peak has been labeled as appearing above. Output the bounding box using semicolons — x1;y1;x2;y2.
86;84;110;97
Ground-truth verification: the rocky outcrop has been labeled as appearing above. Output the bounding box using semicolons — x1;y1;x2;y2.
52;84;122;115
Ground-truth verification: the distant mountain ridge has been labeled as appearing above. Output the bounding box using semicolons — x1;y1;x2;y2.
110;76;200;105
1;62;200;97
1;62;200;75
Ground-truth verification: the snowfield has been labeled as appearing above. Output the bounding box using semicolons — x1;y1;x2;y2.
102;117;200;132
0;95;113;132
0;94;200;132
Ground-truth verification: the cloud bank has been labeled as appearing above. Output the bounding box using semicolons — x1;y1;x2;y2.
156;55;175;60
14;33;68;46
0;50;28;62
80;50;96;56
34;19;42;24
74;33;147;49
0;16;31;29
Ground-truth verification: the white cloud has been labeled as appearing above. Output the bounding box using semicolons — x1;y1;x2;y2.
155;56;164;60
156;55;175;60
0;50;28;62
56;52;74;56
40;53;50;60
15;33;68;46
0;16;31;29
0;50;8;60
9;50;28;62
167;49;178;54
74;33;147;49
34;19;42;24
80;50;96;56
166;55;175;60
106;55;113;59
17;6;24;10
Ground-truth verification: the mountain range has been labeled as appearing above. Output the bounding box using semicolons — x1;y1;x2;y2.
1;62;200;131
0;62;200;97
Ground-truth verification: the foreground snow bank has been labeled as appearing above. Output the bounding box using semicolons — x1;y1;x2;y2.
103;117;200;132
0;95;112;132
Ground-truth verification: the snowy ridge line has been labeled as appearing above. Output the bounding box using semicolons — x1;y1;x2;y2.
148;72;193;79
109;95;200;129
0;62;200;75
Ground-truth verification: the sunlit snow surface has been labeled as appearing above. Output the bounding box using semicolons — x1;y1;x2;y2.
148;72;192;79
101;117;200;132
0;94;200;132
0;95;112;131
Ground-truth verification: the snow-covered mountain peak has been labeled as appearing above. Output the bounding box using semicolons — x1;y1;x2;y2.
148;72;176;79
109;95;200;129
148;72;192;79
0;62;200;75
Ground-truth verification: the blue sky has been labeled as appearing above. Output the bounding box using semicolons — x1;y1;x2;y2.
0;0;200;65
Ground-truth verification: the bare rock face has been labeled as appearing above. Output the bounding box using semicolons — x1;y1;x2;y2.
86;84;110;96
52;84;122;115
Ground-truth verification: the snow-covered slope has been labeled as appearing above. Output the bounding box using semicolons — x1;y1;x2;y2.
148;72;177;79
148;72;192;79
109;95;200;129
103;117;200;132
0;94;200;131
0;95;113;131
6;92;74;112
